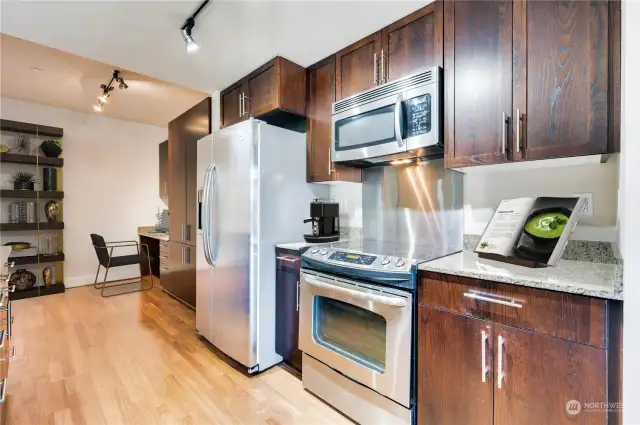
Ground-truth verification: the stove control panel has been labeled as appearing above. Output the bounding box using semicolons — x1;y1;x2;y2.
328;251;377;266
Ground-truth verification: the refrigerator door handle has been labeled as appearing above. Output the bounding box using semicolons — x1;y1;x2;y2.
202;163;218;267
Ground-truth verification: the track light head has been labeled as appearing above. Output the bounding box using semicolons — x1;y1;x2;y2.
181;17;200;53
118;78;128;90
98;93;109;103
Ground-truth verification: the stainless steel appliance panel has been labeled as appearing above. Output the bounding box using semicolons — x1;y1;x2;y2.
196;135;214;341
362;160;463;259
209;124;256;367
299;270;412;407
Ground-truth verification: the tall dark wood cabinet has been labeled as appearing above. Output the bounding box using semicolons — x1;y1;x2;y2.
444;0;513;167
306;56;362;183
418;307;493;425
159;140;168;198
381;2;444;83
275;249;302;374
335;33;381;101
221;82;247;129
445;0;621;168
166;97;211;308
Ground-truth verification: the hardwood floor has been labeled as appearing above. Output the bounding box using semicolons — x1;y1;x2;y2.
6;282;352;425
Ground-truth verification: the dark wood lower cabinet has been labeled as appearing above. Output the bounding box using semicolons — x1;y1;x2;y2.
494;325;606;425
275;250;302;373
418;306;493;425
161;242;196;309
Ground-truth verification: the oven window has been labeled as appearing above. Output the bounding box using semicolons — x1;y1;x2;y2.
335;104;397;151
313;296;386;372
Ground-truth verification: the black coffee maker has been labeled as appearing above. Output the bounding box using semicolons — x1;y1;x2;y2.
303;200;340;243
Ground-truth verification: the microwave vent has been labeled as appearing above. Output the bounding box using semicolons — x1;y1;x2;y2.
333;68;437;115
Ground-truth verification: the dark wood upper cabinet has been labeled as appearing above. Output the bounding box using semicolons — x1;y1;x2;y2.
381;2;444;83
220;82;247;129
159;140;168;199
220;57;306;132
444;0;513;167
513;0;612;161
306;56;362;183
418;306;494;425
335;33;381;101
493;325;606;425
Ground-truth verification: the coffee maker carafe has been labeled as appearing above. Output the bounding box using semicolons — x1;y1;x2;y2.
303;200;340;243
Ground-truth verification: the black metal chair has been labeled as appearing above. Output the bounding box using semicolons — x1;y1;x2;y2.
90;234;153;297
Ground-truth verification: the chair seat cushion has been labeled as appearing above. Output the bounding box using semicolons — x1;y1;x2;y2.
109;254;148;267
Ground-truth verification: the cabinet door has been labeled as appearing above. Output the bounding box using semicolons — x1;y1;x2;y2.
381;2;443;84
163;242;196;308
306;57;362;184
168;118;186;242
159;140;168;198
335;32;381;101
275;268;302;372
248;60;278;117
444;0;513;168
513;0;609;161
417;306;493;425
220;83;247;129
493;325;606;425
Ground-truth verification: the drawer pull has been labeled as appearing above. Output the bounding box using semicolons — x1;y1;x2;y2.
0;346;15;361
0;378;6;403
481;329;489;383
497;335;505;389
276;256;298;263
463;291;522;308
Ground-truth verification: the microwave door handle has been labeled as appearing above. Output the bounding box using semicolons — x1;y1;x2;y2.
394;94;404;149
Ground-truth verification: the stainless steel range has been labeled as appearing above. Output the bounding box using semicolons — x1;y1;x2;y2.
299;161;463;425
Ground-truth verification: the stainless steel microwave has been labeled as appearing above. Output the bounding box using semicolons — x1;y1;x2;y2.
331;66;442;166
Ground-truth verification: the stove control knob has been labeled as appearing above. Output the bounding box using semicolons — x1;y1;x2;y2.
320;248;328;255
395;258;406;267
380;256;391;266
310;248;319;255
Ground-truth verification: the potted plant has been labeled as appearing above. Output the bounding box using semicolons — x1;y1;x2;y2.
40;139;63;158
10;172;36;190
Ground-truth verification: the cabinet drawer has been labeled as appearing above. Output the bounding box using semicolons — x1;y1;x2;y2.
276;252;300;272
418;272;606;348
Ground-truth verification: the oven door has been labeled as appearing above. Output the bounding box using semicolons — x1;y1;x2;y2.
299;270;412;408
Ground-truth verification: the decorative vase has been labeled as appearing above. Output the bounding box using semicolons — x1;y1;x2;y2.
9;269;36;291
44;200;60;223
42;267;52;288
40;140;62;158
42;168;58;191
13;181;35;191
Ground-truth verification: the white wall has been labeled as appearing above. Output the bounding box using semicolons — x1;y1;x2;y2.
0;97;167;287
622;1;639;423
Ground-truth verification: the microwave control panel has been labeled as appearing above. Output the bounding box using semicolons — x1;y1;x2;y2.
404;94;431;138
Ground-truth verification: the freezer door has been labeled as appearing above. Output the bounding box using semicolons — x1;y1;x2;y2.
210;121;258;368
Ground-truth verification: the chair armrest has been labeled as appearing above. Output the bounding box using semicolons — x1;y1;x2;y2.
106;240;139;246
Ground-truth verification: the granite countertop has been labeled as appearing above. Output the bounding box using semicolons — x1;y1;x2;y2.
138;226;170;242
419;250;623;300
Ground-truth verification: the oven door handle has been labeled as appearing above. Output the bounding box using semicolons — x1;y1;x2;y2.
305;276;407;307
394;94;404;149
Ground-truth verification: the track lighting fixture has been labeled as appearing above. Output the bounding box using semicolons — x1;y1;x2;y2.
93;70;127;113
180;0;209;53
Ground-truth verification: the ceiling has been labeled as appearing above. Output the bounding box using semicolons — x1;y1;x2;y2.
0;34;208;127
0;1;430;94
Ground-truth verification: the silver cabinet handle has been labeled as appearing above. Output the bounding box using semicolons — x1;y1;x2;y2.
394;94;404;148
0;378;7;403
276;256;298;263
380;49;386;84
240;93;250;117
373;52;378;85
497;335;505;389
328;148;332;175
306;276;407;307
481;329;489;383
296;280;300;312
185;224;191;242
0;346;15;361
7;301;11;340
516;108;521;153
239;93;243;117
502;112;507;154
463;291;522;308
164;181;167;196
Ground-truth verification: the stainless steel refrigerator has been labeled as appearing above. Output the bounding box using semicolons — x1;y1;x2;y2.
196;119;328;372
